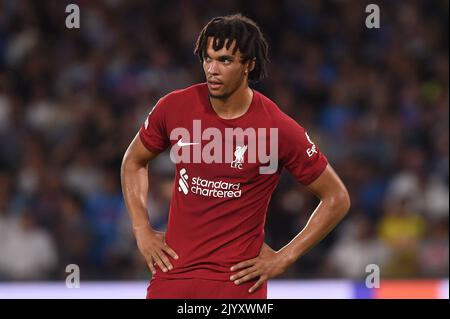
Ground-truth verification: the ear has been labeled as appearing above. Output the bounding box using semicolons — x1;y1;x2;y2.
248;58;256;72
244;58;256;75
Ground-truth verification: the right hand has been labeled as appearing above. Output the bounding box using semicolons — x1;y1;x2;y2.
134;226;179;275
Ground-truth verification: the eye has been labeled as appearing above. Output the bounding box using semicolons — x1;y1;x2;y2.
204;56;212;62
220;58;232;64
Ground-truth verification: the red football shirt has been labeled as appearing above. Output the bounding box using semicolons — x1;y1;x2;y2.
139;83;328;281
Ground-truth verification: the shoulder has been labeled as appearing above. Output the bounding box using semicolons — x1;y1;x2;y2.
147;83;206;118
159;83;207;105
255;90;304;131
254;90;281;113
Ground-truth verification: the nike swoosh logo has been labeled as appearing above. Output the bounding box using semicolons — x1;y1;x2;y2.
177;139;199;147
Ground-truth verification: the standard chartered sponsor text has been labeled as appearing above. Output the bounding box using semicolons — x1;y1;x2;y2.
191;176;241;198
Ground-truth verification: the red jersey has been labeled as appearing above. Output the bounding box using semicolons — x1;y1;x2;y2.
139;83;328;281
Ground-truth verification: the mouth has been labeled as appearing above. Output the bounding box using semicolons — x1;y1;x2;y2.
207;79;223;90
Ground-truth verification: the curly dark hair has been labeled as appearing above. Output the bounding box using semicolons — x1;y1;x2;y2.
194;13;270;82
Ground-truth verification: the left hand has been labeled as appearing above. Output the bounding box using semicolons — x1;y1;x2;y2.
230;243;293;293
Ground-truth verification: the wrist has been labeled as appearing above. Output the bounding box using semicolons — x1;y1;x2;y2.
132;222;152;234
278;247;299;266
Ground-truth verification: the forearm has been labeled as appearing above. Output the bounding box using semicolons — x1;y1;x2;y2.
279;196;349;263
120;159;152;231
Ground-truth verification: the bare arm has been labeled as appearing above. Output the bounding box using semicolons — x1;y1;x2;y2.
121;133;178;274
280;163;350;262
230;164;350;293
121;133;158;229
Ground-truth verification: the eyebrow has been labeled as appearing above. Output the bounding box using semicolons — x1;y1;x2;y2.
204;52;235;61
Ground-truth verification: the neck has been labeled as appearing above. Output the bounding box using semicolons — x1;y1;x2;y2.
209;81;253;120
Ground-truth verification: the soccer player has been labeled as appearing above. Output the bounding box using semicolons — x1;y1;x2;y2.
121;14;350;299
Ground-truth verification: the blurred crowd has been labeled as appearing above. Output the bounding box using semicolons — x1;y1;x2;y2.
0;0;448;281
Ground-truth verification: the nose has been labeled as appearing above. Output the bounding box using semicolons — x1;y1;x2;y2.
206;60;219;75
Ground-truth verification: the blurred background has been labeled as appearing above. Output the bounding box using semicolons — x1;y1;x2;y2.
0;0;448;297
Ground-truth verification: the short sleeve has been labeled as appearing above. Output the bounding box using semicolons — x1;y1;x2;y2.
279;116;328;185
139;96;171;154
